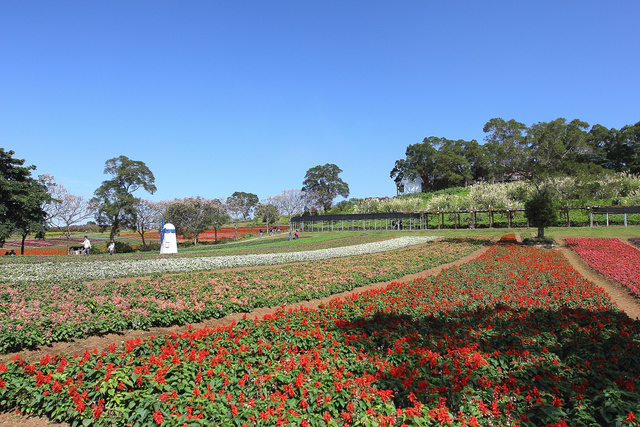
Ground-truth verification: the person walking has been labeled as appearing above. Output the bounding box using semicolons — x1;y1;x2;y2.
82;235;92;256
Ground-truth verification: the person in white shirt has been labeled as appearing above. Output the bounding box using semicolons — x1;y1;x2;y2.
83;236;92;256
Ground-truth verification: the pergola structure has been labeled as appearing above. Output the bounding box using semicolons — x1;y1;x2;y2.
588;206;640;227
290;212;427;232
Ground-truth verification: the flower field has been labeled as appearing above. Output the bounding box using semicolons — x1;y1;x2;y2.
0;237;480;353
0;235;639;425
0;236;442;284
565;237;640;296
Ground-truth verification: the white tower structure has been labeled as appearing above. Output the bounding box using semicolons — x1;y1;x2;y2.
160;222;178;254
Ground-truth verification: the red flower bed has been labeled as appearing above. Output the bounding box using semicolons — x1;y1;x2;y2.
20;248;68;256
566;237;640;296
142;226;288;241
1;236;638;425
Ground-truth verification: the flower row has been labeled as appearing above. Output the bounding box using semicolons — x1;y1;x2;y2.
0;237;484;353
0;235;637;425
0;236;442;284
565;237;640;296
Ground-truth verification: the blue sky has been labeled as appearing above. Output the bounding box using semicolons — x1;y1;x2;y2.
2;1;639;204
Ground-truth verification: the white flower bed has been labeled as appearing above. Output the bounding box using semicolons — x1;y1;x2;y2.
2;236;442;284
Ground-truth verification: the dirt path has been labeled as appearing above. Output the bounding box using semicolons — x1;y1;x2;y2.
2;235;640;425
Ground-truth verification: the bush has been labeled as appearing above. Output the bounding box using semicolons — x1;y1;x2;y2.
107;241;134;254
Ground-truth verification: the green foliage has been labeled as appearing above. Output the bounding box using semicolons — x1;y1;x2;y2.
525;190;558;238
392;117;640;202
391;137;483;192
112;240;133;254
91;156;156;242
302;163;350;211
256;203;279;227
227;191;259;220
0;149;50;249
164;197;229;245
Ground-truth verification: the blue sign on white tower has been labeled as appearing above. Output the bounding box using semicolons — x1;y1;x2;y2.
158;220;178;254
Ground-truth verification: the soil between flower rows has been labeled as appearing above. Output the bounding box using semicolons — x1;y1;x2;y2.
1;235;639;426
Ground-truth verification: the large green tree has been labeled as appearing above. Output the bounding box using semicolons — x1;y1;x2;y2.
390;137;484;192
483;118;530;182
586;121;640;174
92;156;156;242
524;118;590;238
0;149;50;251
164;197;229;245
390;138;437;192
302;164;349;212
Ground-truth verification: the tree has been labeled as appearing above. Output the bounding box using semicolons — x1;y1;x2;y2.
431;138;476;188
164;197;228;245
616;121;640;174
390;138;437;193
391;137;484;192
14;180;51;255
524;190;557;239
228;192;259;220
483;118;530;183
527;118;590;180
270;189;306;223
41;174;95;253
133;199;163;250
256;202;280;232
0;149;50;251
92;156;156;242
302;190;324;215
302;164;349;212
226;192;258;240
525;118;590;238
225;196;244;240
209;199;230;242
585;123;613;168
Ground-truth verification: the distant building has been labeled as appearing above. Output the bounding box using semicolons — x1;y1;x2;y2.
399;177;422;195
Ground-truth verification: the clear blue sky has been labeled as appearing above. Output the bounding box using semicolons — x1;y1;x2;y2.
2;1;639;203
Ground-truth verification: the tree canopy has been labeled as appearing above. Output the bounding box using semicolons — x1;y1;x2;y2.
392;118;639;195
92;156;156;242
164;197;229;245
226;192;259;220
41;174;95;252
391;117;640;237
0;149;50;251
390;137;485;192
302;164;349;212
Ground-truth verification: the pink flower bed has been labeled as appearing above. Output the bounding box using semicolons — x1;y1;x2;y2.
565;237;640;296
7;240;56;247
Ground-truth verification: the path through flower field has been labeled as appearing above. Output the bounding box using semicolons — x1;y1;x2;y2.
1;234;640;426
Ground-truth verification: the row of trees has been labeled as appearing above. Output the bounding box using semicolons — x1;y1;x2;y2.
390;118;639;237
1;149;353;253
391;118;640;193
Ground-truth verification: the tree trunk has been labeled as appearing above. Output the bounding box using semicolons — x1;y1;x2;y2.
537;225;545;239
65;226;72;254
141;230;147;250
20;233;27;255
